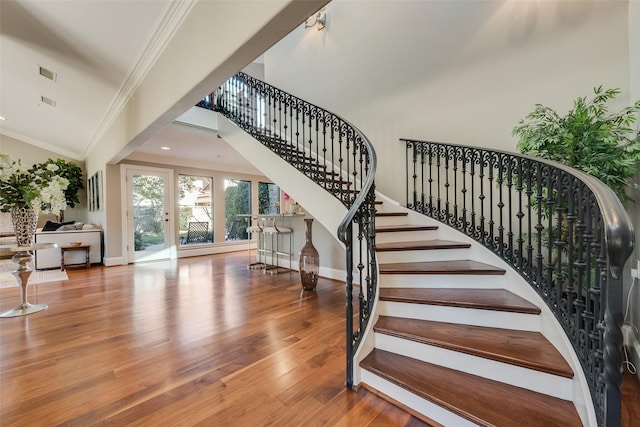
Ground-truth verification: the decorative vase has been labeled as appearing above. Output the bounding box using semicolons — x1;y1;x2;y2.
11;206;39;247
299;218;319;291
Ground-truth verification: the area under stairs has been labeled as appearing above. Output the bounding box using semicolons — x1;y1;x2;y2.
359;200;583;426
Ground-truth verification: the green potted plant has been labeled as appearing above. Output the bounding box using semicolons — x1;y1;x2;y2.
513;86;640;201
513;87;640;291
32;158;84;221
0;154;70;245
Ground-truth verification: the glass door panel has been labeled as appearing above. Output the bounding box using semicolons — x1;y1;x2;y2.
125;167;173;262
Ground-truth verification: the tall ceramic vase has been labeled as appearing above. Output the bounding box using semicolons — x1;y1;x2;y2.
299;218;319;291
11;206;39;247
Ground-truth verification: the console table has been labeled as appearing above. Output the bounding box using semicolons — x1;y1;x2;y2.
60;245;91;270
34;228;102;269
0;242;57;318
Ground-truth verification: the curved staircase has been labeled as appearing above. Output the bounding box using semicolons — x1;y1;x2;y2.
359;200;584;426
213;72;633;426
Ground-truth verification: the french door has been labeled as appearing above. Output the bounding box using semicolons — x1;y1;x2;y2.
123;165;175;263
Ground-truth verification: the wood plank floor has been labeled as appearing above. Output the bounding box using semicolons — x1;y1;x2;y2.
0;251;638;426
0;252;427;426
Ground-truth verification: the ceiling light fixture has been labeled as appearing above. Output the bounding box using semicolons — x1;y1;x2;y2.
0;116;6;121
305;8;326;31
160;146;171;150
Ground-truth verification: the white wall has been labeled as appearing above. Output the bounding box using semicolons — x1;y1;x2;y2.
84;0;328;260
265;0;631;202
265;0;639;359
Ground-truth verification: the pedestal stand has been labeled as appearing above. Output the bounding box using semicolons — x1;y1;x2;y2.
0;243;56;318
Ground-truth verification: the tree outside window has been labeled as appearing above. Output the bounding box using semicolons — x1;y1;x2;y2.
258;182;280;214
178;175;213;246
224;179;251;241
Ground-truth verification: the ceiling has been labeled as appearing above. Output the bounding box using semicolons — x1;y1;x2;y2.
0;0;261;173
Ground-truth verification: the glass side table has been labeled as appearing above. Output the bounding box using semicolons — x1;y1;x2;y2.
0;242;57;318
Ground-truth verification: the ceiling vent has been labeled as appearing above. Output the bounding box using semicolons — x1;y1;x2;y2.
41;96;56;107
39;66;57;82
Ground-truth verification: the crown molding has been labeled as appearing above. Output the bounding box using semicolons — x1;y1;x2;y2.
0;128;83;161
82;0;197;159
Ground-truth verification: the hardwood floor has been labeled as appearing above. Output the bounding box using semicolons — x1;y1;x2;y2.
0;252;427;426
622;368;640;427
0;251;638;426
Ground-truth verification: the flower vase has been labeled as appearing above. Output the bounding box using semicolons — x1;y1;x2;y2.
11;206;39;247
299;218;319;291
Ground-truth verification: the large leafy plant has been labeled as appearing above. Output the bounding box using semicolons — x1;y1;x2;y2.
0;154;69;213
513;86;640;201
34;158;84;208
0;155;84;216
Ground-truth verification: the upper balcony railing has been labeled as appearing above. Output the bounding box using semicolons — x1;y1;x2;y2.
402;138;635;426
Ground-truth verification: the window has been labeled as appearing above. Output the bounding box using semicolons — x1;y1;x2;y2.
224;179;251;241
258;182;280;214
178;175;213;246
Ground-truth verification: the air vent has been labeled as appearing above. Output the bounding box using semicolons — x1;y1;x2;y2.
41;96;56;107
39;66;57;81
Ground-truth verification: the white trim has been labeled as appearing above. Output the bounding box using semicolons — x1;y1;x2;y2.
375;334;573;400
121;164;176;264
104;257;125;267
361;370;477;427
378;300;541;332
83;0;197;158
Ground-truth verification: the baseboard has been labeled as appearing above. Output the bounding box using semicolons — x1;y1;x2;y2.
177;243;245;258
622;324;640;380
103;257;124;266
103;251;348;282
319;265;347;282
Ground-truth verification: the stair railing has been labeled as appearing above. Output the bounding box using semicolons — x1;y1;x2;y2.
213;72;378;389
401;138;634;426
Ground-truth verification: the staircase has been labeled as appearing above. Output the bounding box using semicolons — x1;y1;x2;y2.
358;200;584;426
213;72;633;426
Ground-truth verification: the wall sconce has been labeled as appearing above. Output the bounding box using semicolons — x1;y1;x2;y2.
305;8;326;30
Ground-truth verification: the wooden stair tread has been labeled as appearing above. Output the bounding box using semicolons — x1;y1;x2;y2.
379;260;505;275
361;349;581;427
379;288;540;314
375;316;572;377
376;225;438;233
375;212;408;217
376;239;470;252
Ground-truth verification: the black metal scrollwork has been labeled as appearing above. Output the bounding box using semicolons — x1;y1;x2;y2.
212;73;377;392
401;138;633;427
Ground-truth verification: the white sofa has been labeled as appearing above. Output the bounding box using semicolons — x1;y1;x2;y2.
34;228;103;269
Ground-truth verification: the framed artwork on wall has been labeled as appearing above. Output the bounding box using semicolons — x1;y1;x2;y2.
87;170;103;211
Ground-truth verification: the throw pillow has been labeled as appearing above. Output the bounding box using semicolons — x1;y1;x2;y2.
42;220;74;231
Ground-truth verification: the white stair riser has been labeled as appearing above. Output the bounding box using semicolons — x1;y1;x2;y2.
377;248;470;263
360;370;478;427
376;231;438;244
375;334;573;400
378;301;541;332
379;273;504;289
375;216;413;226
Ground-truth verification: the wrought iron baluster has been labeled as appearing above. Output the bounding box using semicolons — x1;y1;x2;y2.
398;139;632;425
215;73;377;391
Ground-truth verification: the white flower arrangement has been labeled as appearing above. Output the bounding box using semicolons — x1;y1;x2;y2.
0;154;69;213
